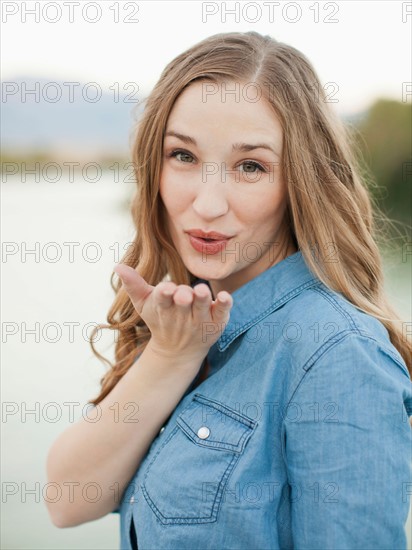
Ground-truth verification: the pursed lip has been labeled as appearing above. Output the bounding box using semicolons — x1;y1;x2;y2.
185;229;233;240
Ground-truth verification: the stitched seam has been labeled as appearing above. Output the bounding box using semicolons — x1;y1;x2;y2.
312;285;360;333
312;287;410;378
220;279;320;347
141;442;240;524
280;329;357;468
279;329;411;468
176;394;257;452
177;415;245;453
193;393;257;427
301;328;357;372
142;483;220;525
142;426;179;484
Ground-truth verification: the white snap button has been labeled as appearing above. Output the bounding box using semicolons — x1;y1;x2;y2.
130;496;135;504
197;426;210;439
159;426;165;434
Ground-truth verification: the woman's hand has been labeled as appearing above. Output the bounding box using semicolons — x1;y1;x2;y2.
113;264;233;361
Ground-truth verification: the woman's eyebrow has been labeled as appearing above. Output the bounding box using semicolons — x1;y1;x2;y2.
164;131;280;157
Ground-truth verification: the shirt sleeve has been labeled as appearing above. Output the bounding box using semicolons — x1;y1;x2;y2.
282;332;412;549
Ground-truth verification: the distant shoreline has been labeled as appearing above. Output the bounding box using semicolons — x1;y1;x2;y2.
0;152;130;169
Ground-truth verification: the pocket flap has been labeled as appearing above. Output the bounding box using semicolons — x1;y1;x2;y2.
176;393;257;453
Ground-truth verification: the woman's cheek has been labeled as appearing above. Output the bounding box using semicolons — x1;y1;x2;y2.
161;176;192;214
233;185;286;229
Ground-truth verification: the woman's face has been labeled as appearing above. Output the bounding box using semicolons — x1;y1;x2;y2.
159;79;295;297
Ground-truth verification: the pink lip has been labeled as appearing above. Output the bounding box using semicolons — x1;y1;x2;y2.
188;234;230;255
186;229;233;240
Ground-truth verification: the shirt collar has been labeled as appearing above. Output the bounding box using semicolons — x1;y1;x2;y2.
192;250;320;352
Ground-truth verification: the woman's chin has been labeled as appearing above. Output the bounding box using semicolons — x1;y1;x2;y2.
185;257;231;282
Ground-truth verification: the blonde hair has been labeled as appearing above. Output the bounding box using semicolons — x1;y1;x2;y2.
88;31;411;406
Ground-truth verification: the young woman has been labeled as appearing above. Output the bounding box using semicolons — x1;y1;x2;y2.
46;32;412;549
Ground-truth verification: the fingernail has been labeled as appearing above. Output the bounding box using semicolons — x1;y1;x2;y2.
113;265;123;279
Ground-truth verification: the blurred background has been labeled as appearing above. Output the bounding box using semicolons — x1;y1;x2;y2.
1;1;411;548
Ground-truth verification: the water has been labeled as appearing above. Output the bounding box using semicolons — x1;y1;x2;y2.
1;173;411;548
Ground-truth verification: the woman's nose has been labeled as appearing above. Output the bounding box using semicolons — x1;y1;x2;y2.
192;162;229;218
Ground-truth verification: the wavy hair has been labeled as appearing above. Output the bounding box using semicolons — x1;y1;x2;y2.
88;31;411;406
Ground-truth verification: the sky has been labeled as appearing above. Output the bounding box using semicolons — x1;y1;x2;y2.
1;0;411;116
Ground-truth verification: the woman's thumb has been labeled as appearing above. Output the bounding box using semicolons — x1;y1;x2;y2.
113;264;153;314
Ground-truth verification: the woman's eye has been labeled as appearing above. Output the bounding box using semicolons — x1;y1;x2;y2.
239;161;266;174
167;150;266;176
169;150;194;163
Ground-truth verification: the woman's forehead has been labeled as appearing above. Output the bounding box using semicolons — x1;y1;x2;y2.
165;82;283;149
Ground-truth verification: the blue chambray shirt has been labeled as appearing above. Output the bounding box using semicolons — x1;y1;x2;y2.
112;250;412;549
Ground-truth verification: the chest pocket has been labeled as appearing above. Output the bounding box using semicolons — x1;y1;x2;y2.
141;393;257;525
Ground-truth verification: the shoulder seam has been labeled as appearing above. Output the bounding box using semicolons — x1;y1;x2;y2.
302;329;409;378
311;284;361;333
280;329;411;468
309;286;409;378
302;328;357;372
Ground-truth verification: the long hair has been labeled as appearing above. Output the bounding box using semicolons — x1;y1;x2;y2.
88;31;411;406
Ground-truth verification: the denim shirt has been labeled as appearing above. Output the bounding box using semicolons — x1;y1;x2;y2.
112;250;412;549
